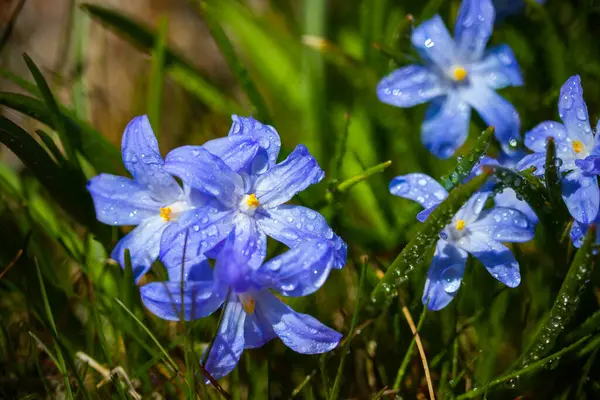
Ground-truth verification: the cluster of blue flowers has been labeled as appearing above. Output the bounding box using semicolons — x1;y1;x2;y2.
86;0;590;381
379;0;596;311
88;115;347;380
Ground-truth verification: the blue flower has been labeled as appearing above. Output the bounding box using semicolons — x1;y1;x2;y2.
87;115;204;282
140;223;341;380
472;152;539;224
517;75;600;224
376;0;523;158
389;174;534;310
159;116;347;272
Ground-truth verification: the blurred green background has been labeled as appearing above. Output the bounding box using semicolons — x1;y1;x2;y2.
1;0;600;398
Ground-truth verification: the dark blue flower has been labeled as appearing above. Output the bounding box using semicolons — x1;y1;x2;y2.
517;75;600;224
159;116;347;272
87;115;204;282
389;174;534;310
376;0;523;158
140;223;341;380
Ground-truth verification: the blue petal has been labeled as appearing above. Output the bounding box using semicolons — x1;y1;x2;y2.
411;15;458;70
562;169;599;224
255;290;341;354
417;205;438;222
253;145;324;208
255;240;335;297
204;298;246;380
558;75;595;149
166;256;214;282
256;205;347;269
458;232;521;287
454;0;495;62
515;153;546;177
454;192;490;223
87;174;162;226
570;219;587;248
493;189;539;224
460;79;521;154
471;45;523;89
121;116;183;203
111;217;168;282
422;93;471;159
422;240;468;311
469;207;535;242
214;217;266;292
164;146;244;208
159;201;236;270
140;280;226;321
389;173;448;209
523;121;570;153
202;135;261;173
376;65;445;107
228;115;281;171
575;155;600;175
244;310;276;349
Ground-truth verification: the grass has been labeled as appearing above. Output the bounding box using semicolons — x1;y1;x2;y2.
1;0;600;398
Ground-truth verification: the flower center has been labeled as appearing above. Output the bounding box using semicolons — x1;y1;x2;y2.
239;294;255;314
158;200;190;223
455;219;466;231
451;66;468;82
239;194;260;216
246;194;260;208
159;207;172;222
572;140;584;154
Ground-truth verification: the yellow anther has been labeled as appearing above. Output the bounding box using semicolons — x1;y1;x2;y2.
241;296;255;314
452;66;468;81
456;219;466;231
375;269;385;279
572;140;584;153
246;193;260;208
159;207;172;222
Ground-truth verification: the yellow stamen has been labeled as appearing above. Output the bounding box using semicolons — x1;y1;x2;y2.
456;219;466;231
159;207;172;222
452;66;468;81
241;296;255;314
246;193;260;208
572;140;584;153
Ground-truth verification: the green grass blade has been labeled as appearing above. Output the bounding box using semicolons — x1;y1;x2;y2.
22;53;74;162
544;137;568;217
114;298;180;374
456;335;591;399
330;160;392;198
440;126;494;191
201;1;272;123
35;128;65;164
148;15;168;141
81;3;242;115
517;225;597;369
371;173;489;306
329;258;367;400
0;91;122;175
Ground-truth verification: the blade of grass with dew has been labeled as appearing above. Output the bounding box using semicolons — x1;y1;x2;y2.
329;258;367;399
440;126;494;191
544;137;568;218
200;1;272;124
516;225;597;369
147;15;168;140
456;335;592;399
371;172;489;307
